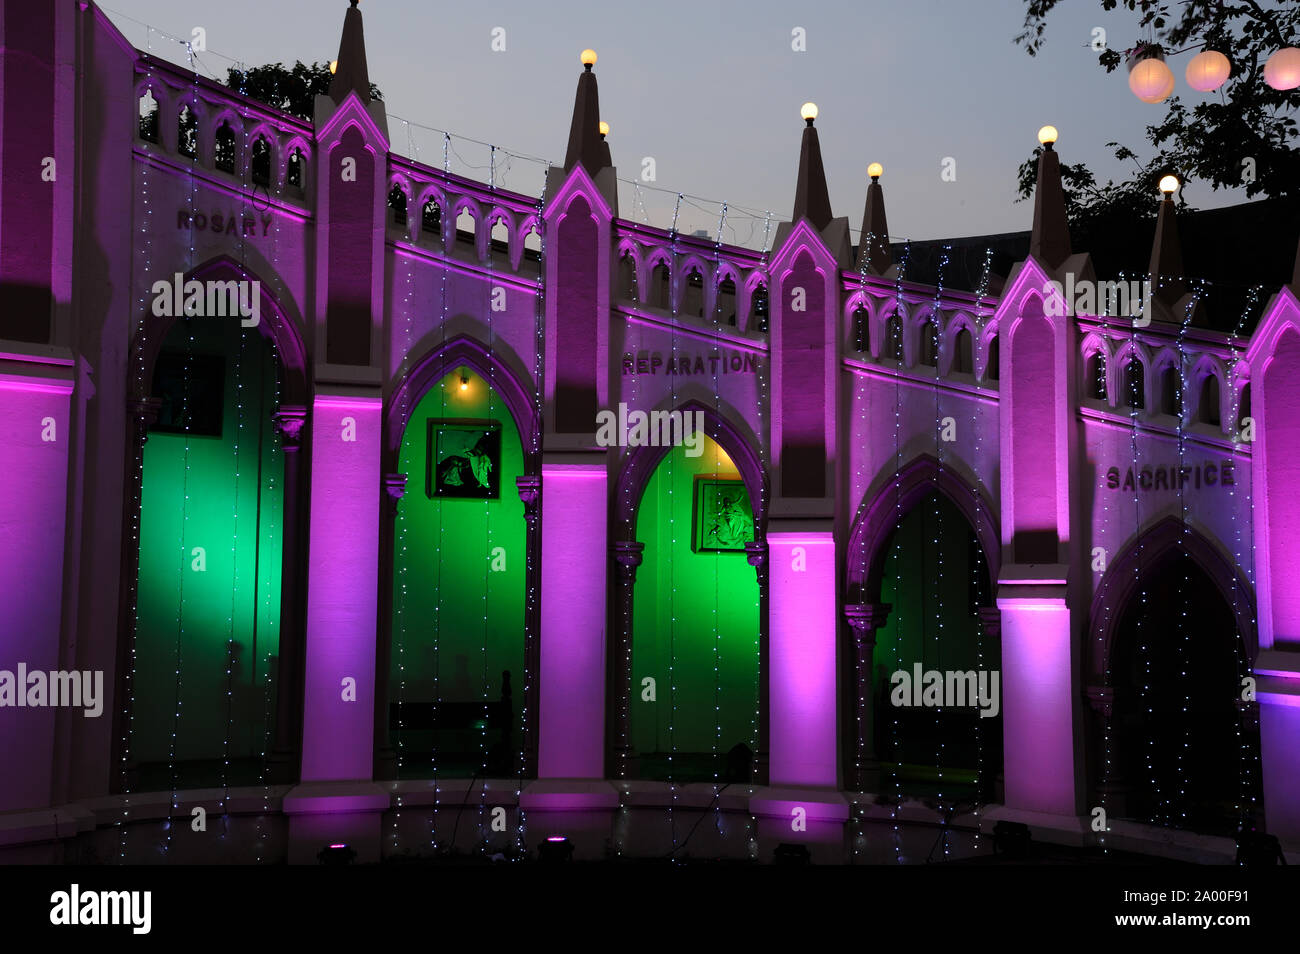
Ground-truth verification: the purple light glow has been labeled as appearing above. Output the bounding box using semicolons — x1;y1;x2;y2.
766;530;838;788
538;462;608;778
300;393;383;782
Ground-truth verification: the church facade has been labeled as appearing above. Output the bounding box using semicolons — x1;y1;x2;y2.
2;0;1299;863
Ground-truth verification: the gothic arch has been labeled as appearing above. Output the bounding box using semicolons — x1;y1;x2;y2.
846;453;1001;603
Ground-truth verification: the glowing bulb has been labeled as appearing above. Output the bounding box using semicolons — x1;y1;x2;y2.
867;162;883;180
1159;174;1180;196
800;102;818;123
581;49;597;68
599;121;610;137
459;374;470;391
1037;124;1058;146
329;60;338;74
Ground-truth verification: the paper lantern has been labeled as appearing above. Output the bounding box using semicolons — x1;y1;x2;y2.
1264;47;1300;91
1185;50;1230;92
1129;55;1175;103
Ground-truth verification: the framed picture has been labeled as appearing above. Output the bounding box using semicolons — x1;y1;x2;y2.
427;419;502;499
152;351;225;437
691;477;755;553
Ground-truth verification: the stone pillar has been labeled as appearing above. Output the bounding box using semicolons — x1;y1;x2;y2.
297;391;383;782
372;472;407;780
536;455;608;780
0;355;75;812
843;602;890;791
269;406;307;781
1083;685;1127;821
745;540;770;784
609;540;643;779
977;606;1004;802
516;473;541;778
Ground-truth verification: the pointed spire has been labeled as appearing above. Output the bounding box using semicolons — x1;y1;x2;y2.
1149;177;1187;308
329;0;371;105
564;49;609;177
1029;126;1072;271
792;103;833;231
858;163;893;274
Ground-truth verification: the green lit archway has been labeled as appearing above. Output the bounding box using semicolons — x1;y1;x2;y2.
627;436;760;783
388;369;527;778
132;317;286;790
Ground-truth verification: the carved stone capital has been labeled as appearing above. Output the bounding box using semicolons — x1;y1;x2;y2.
272;405;308;447
613;540;645;582
976;605;1002;640
844;602;892;644
1084;685;1113;718
516;474;541;520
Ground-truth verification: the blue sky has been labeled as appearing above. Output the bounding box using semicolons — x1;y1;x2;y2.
104;0;1253;244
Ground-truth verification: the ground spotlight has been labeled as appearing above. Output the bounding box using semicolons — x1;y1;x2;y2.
318;842;357;865
538;835;574;863
774;843;810;866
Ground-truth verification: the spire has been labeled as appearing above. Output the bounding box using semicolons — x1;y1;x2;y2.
857;164;893;274
328;0;371;105
564;50;608;177
791;103;833;231
1029;127;1072;271
1148;189;1187;308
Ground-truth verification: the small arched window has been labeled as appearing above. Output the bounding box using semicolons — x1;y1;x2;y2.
286;148;305;191
717;277;737;326
214;122;237;173
683;268;705;317
852;307;870;353
1237;383;1252;433
886;316;904;362
388;186;408;227
650;262;671;309
523;227;542;261
1198;373;1221;426
250;135;271;186
1123;357;1145;410
1085;352;1107;401
490;217;510;259
952;328;973;374
421;198;442;238
918;321;939;367
618;251;637;301
455;207;476;245
750;284;769;333
178;105;198;158
139;90;159;143
986;335;1000;381
1160;365;1181;418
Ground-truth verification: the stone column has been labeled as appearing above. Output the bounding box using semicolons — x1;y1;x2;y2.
269;406;307;781
1083;685;1127;821
843;602;891;791
608;540;644;780
516;474;541;778
977;606;1004;803
372;472;407;780
745;540;770;784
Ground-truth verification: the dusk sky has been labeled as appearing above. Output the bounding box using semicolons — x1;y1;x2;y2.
105;0;1253;245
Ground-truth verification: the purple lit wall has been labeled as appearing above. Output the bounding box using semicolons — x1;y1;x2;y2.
300;393;381;781
538;461;607;778
767;531;838;788
0;367;73;811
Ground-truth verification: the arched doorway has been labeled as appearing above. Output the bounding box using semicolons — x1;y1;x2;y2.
130;316;289;789
623;435;761;783
845;457;1001;801
1090;521;1261;835
386;364;531;779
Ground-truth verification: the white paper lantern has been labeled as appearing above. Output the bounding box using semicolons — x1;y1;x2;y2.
1264;47;1300;91
1129;56;1176;103
1185;50;1230;92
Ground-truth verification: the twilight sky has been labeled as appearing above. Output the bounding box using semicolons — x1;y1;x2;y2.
104;0;1251;245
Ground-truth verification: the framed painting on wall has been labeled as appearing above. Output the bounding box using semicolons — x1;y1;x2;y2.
426;419;502;499
691;476;755;553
